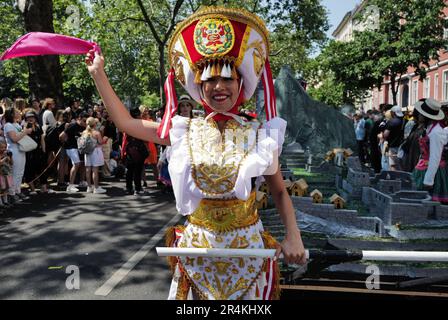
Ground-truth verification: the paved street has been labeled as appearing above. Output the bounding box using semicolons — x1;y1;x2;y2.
0;178;182;300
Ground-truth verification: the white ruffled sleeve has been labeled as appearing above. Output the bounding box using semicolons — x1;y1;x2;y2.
234;117;287;200
260;117;287;174
167;116;200;215
424;124;448;186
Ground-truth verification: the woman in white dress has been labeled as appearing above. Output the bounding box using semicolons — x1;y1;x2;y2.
86;6;306;299
83;117;106;194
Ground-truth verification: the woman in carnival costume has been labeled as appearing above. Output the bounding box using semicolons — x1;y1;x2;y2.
412;98;448;204
86;6;306;300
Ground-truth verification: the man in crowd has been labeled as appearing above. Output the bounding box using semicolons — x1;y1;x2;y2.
381;105;404;171
60;111;88;192
354;112;366;164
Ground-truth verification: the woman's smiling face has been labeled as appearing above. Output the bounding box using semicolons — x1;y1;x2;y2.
202;76;239;113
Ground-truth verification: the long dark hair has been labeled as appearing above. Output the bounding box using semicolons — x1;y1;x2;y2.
177;101;194;118
3;107;17;123
412;109;432;128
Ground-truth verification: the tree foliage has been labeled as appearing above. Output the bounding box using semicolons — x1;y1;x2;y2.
0;0;27;99
312;0;448;107
0;0;330;106
359;0;448;105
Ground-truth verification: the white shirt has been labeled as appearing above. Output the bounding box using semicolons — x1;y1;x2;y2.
4;122;22;153
42;110;56;132
109;158;117;171
424;123;448;186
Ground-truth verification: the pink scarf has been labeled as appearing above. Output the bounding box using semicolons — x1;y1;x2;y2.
0;32;100;61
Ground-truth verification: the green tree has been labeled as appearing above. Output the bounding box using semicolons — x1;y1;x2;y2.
0;0;28;99
308;0;448;107
303;38;379;107
86;0;161;106
353;0;448;105
267;0;329;74
1;0;331;106
307;75;345;107
53;0;98;105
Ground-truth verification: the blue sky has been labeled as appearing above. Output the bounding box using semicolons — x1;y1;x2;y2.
322;0;361;38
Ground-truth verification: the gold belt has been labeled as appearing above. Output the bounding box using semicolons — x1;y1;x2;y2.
188;191;259;233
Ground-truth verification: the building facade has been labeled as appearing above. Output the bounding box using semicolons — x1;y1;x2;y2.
332;0;448;111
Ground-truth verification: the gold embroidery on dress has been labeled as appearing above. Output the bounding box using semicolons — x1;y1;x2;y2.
176;270;191;300
230;235;250;249
201;274;250;300
191;232;200;244
212;261;232;275
180;257;268;300
192;232;211;248
188;118;258;196
251;233;261;242
193;272;202;281
188;191;259;232
185;257;195;266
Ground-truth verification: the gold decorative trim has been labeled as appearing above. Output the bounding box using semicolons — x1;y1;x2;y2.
248;39;266;76
261;231;281;300
178;36;195;72
188;191;259;233
177;261;209;300
235;25;252;68
176;269;191;300
187;118;258;197
165;225;186;273
171;49;187;85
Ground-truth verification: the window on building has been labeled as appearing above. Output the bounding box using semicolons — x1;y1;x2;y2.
444;17;448;50
389;85;393;104
423;77;430;98
411;80;418;105
443;71;448;101
435;74;439;100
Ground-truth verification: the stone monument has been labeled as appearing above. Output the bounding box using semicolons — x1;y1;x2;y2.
272;66;357;158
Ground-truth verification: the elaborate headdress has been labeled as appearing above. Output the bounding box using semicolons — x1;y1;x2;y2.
158;6;277;138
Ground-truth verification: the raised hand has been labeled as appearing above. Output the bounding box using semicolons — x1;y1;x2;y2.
85;49;105;77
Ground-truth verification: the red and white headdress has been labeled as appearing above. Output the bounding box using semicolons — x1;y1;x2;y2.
158;6;277;138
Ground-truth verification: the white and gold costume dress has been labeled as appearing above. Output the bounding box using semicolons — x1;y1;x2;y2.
166;115;286;300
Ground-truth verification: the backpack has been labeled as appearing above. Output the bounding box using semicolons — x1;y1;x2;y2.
125;136;149;163
44;123;65;152
77;134;97;155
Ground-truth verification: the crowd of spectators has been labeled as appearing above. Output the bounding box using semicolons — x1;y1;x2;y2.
354;98;448;203
0;96;172;213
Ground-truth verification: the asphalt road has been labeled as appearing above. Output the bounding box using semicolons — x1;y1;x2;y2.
0;178;183;300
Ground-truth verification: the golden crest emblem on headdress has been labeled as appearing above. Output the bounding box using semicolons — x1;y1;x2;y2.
194;17;235;57
171;49;186;85
248;40;266;76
